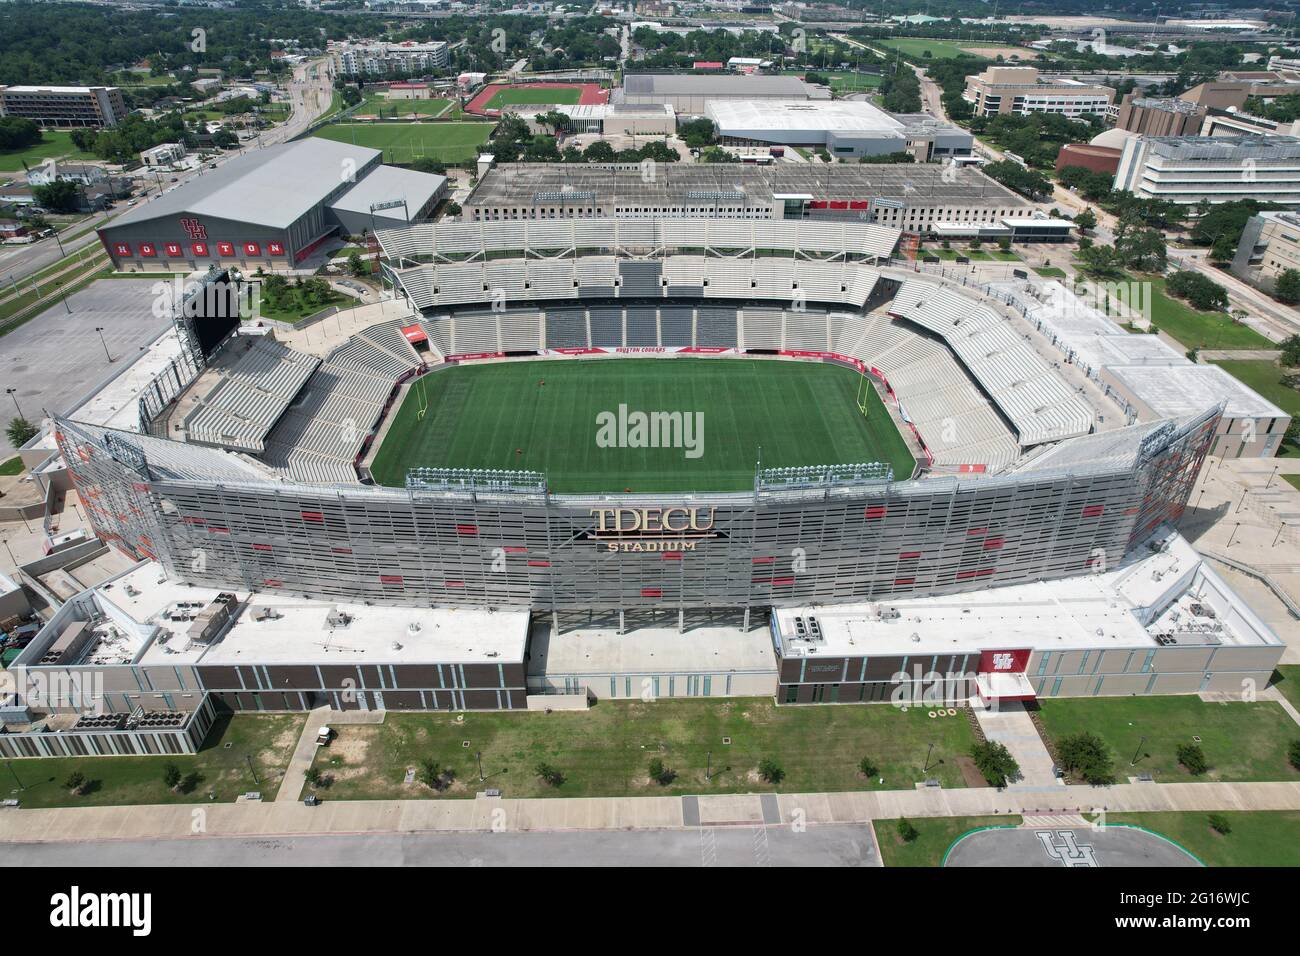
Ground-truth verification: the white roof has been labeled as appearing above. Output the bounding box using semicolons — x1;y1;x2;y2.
1108;363;1288;419
707;98;902;135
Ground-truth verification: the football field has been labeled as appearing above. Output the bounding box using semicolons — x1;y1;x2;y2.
312;122;494;163
370;358;917;493
484;87;583;109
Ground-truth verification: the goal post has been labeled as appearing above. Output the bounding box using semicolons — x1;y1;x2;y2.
855;375;871;419
415;374;429;421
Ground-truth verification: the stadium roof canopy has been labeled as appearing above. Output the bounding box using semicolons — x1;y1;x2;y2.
622;73;818;97
105;139;381;230
330;165;448;221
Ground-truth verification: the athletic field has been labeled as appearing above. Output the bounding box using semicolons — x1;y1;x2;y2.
484;86;582;109
311;122;494;163
370;358;916;493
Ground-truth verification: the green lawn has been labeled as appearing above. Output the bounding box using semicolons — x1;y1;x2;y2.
1285;475;1300;493
370;358;917;492
309;699;982;801
313;121;494;164
358;92;450;117
1210;359;1300;418
1113;276;1274;350
1272;665;1300;714
1034;266;1067;278
2;713;305;808
0;456;24;476
1098;812;1300;867
256;288;348;324
877;38;982;59
484;86;582;110
877;815;1022;866
0;130;97;172
827;72;884;92
1036;695;1300;783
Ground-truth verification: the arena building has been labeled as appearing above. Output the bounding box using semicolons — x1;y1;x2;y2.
20;214;1285;721
97;139;447;271
463;162;1033;236
706;100;973;160
614;73;828;113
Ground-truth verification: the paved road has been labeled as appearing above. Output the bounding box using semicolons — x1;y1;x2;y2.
0;824;880;867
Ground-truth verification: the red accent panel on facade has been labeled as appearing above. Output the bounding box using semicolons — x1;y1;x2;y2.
864;505;887;519
455;524;478;535
640;587;663;597
380;574;404;584
662;551;683;560
1082;504;1105;518
984;537;1004;550
300;511;325;522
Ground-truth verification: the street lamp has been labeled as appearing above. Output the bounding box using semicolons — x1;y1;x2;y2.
94;327;113;363
56;282;71;314
5;387;21;420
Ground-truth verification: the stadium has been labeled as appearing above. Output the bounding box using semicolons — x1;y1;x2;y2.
35;213;1285;719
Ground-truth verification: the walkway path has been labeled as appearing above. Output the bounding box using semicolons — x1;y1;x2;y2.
973;702;1060;788
4;780;1298;845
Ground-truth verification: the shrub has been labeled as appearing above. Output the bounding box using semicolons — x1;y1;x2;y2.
758;758;784;784
648;758;676;786
1208;813;1232;835
897;817;919;843
1177;743;1210;776
163;763;182;790
418;758;449;791
858;756;879;778
304;766;324;788
1287;739;1300;771
535;762;565;787
65;771;87;794
970;741;1021;788
1056;731;1116;785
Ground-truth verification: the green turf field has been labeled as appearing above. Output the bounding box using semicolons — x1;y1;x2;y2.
358;92;451;117
370;358;916;493
0;130;96;172
312;122;493;164
484;86;583;110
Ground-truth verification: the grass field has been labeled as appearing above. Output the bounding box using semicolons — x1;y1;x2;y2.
1035;695;1300;783
1111;275;1274;350
2;713;304;808
358;92;450;116
1210;359;1300;418
1095;812;1300;867
0;456;23;476
370;358;917;492
1273;665;1300;713
0;130;96;172
484;86;582;110
876;815;1022;866
312;122;493;164
783;70;883;92
307;699;981;801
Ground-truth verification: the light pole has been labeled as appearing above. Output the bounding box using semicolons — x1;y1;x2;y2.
5;387;21;420
94;327;113;363
56;282;71;315
1130;734;1146;767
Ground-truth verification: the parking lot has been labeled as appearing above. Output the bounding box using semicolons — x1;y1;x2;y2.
1;278;171;452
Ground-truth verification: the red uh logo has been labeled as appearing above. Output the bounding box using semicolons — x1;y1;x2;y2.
180;217;207;240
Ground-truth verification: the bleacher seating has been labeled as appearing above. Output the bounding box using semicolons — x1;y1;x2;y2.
889;279;1093;446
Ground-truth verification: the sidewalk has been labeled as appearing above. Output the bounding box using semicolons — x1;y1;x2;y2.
972;702;1061;789
277;707;386;803
3;780;1298;845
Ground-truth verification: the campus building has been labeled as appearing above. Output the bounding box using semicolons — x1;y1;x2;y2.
0;85;128;128
97;138;447;271
1231;208;1300;288
613;73;827;113
962;66;1114;118
332;41;449;77
463;163;1031;235
705;99;973;160
1112;134;1300;207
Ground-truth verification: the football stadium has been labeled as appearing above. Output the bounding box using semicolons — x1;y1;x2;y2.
17;205;1283;724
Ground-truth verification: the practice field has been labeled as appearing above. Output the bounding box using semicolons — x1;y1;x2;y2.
370;358;917;493
311;122;493;164
485;86;582;109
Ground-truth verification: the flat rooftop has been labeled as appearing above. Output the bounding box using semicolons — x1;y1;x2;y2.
1108;363;1288;420
707;98;902;134
773;528;1280;659
468;163;1028;208
330;165;447;218
622;73;815;97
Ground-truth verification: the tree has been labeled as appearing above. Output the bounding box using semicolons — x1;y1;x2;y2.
758;758;784;784
347;252;366;278
535;762;565;787
1177;743;1209;776
444;201;462;218
65;771;87;795
1056;731;1116;785
1074;209;1096;232
6;417;37;447
1116;226;1167;272
699;145;738;164
1274;270;1300;306
1075;244;1124;278
858;756;879;778
1289;739;1300;771
970;741;1021;788
896;817;919;843
583;140;616;163
0;117;41;151
418;759;446;790
648;758;676;786
304;766;324;788
1165;271;1229;311
32;179;84;213
409;157;447;175
163;763;182;790
678;117;717;149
